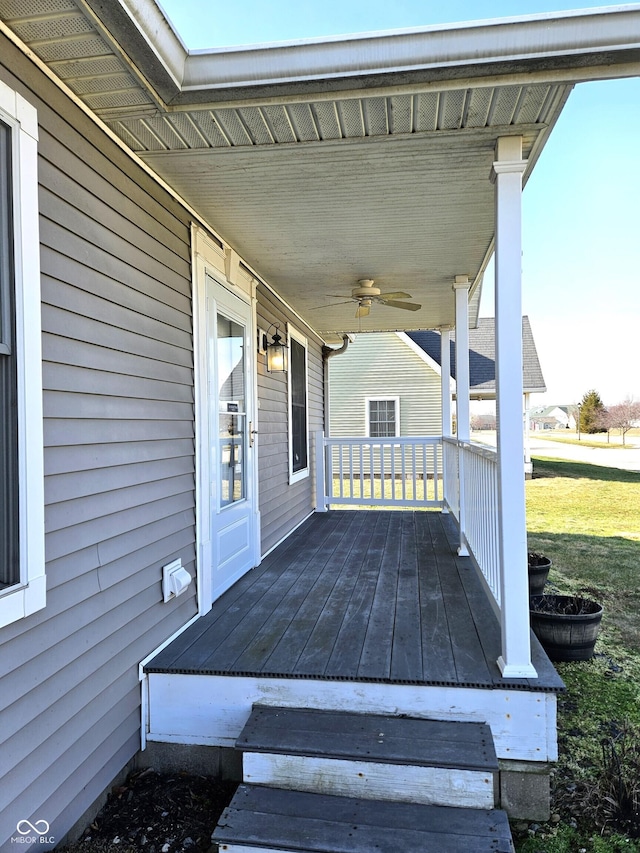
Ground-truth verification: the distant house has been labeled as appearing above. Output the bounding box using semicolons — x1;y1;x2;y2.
530;406;577;430
329;318;546;438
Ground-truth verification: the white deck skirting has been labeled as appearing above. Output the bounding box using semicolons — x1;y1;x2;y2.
144;672;558;764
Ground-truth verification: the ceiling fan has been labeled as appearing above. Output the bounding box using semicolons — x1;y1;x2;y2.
323;279;422;318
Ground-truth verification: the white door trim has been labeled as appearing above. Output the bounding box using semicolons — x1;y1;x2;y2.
192;226;260;613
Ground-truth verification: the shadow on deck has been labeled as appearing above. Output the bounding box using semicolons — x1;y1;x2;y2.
146;510;562;693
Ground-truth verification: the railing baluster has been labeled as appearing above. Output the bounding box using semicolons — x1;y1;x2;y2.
349;443;354;499
389;443;395;500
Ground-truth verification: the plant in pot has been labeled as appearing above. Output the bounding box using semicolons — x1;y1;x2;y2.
528;551;552;596
529;593;603;662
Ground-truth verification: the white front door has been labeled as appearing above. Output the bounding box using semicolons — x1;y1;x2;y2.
207;274;258;599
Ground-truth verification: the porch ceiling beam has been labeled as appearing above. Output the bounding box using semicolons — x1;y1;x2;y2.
493;136;537;680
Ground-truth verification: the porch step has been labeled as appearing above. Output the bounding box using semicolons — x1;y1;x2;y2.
212;784;515;853
236;705;498;809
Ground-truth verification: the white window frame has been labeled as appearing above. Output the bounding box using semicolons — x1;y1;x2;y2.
365;396;400;439
0;81;45;628
287;324;309;484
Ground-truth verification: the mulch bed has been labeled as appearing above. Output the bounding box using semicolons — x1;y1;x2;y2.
57;769;237;852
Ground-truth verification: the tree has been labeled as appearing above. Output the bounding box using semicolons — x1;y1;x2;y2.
579;390;607;435
604;398;640;445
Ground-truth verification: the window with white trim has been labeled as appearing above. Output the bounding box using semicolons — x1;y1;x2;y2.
288;326;308;482
366;397;399;438
0;81;45;628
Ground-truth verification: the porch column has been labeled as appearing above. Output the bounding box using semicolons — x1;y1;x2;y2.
440;326;452;513
440;327;452;438
493;136;537;678
524;392;533;478
453;277;470;556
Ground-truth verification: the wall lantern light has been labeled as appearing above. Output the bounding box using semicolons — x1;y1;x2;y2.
266;324;287;373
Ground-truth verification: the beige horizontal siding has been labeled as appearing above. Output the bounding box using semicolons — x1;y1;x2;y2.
329;332;442;437
256;285;324;555
0;36;197;848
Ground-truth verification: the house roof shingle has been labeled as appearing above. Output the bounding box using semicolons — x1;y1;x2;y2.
407;316;546;397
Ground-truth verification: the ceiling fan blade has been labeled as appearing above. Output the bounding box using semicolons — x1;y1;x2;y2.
355;303;370;318
378;291;412;300
309;300;354;309
382;300;422;311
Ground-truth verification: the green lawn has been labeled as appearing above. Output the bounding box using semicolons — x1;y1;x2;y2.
514;457;640;851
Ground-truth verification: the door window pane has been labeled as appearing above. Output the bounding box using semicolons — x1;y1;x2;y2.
217;314;246;507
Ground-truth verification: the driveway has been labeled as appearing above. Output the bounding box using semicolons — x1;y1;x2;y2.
528;434;640;473
473;431;640;473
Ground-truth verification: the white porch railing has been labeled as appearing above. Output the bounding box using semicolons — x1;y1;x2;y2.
315;433;443;509
443;437;500;609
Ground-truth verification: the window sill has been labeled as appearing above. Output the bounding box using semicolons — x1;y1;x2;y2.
0;574;46;628
289;467;309;485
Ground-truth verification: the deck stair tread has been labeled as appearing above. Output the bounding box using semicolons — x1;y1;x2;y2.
212;784;514;853
237;705;498;771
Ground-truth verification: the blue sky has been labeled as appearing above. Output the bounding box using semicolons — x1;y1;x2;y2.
160;1;640;405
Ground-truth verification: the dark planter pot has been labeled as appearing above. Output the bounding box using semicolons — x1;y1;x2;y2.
530;594;603;662
528;553;552;596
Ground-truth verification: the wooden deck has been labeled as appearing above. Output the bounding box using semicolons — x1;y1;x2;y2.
146;510;562;692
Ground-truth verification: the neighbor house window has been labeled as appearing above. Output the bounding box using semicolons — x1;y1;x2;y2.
367;398;399;438
0;82;45;628
288;326;308;482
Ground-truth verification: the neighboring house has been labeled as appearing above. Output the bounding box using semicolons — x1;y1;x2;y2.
1;3;638;849
530;405;577;430
329;333;444;438
329;319;545;439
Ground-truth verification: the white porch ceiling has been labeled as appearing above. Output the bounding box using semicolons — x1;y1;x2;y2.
142;127;533;334
2;0;639;339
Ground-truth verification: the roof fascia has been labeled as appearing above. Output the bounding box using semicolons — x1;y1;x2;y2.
398;332;457;394
397;332;443;377
94;3;640;107
179;5;640;95
81;0;187;100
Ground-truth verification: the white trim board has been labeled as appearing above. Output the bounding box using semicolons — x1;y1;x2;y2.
146;672;558;763
0;80;45;628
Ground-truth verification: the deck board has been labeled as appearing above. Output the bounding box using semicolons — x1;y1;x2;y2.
196;513;356;671
146;510;564;692
323;512;392;678
416;514;459;682
390;512;425;681
357;512;401;680
293;511;375;674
